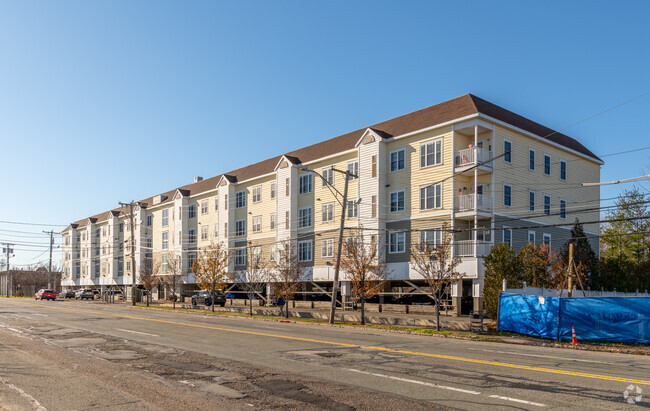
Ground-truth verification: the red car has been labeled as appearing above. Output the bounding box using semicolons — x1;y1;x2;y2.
35;289;56;301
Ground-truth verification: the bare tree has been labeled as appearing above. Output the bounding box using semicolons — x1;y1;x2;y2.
341;230;390;325
270;240;307;318
192;242;231;312
139;258;159;307
160;253;184;309
235;244;269;316
409;224;463;331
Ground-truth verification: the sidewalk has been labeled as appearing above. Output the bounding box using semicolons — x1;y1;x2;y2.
147;301;483;331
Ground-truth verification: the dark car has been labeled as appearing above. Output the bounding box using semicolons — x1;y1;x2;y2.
75;289;94;300
192;290;226;307
35;289;56;301
59;290;75;299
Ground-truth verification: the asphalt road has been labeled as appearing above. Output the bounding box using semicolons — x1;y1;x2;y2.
0;298;648;410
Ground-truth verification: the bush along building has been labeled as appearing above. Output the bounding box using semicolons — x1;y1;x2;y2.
61;94;601;314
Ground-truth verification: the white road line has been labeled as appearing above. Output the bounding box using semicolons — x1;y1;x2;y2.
0;377;47;411
469;348;613;365
346;368;481;395
115;329;159;337
488;394;546;407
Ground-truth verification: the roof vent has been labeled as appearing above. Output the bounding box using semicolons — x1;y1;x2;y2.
194;176;203;183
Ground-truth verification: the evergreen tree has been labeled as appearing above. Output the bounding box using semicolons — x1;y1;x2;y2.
483;243;521;320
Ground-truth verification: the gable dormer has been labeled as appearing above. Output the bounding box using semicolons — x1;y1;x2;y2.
173;189;190;200
274;155;301;171
356;128;390;147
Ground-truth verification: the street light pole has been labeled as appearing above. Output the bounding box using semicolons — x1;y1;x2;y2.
119;201;142;306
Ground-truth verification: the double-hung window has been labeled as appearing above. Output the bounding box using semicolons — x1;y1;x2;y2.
270;182;276;199
543;234;551;246
252;186;261;203
161;255;168;273
389;231;405;253
298;241;313;262
214;196;219;211
528;231;536;243
321;238;334;258
234;248;247;266
529;149;535;170
213;223;218;238
188;204;196;219
560;199;567;219
299;174;313;194
544;154;551;175
270;213;276;230
162;232;168;250
188;228;196;244
347;161;359;180
322;167;333;186
201;226;208;240
529;190;535;212
146;215;153;227
503;184;512;207
560;160;567;180
235;219;246;236
201;200;208;215
298;207;312;228
235;191;246;208
419;229;441;251
544;195;551;215
347;199;358;218
322;202;334;223
420;138;442;167
420;183;442;210
504;140;512;163
252;215;262;232
390;191;405;212
390;148;406;172
503;228;512;246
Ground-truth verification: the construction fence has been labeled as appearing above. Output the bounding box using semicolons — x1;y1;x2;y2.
497;292;650;343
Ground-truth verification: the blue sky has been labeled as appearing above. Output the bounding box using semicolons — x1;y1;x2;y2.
1;1;648;266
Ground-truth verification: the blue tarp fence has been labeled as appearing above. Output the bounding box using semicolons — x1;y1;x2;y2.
498;293;650;343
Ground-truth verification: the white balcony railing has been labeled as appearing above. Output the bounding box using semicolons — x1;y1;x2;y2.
454;194;493;212
454;240;492;257
455;147;492;168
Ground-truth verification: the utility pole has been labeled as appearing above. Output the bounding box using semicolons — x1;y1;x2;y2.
300;166;354;324
119;201;142;306
43;231;55;289
2;243;14;297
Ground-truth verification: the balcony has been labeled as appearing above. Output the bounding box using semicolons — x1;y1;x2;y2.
454;148;493;173
454;240;492;257
454;194;492;220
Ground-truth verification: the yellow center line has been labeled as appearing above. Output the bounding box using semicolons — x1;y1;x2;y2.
4;299;650;386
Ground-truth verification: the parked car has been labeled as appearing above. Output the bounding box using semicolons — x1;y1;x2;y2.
105;290;123;301
35;289;56;301
192;290;226;307
59;290;75;299
75;289;94;300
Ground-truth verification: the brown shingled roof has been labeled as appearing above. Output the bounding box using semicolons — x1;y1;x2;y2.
64;94;600;232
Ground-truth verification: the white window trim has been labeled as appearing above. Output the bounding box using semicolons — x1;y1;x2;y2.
419;226;443;248
347;198;359;218
504;139;512;163
322;167;334;187
298;240;313;262
389;190;406;213
419;182;442;211
528;189;535;211
252;185;262;203
321;238;334;258
528;147;535;171
419;137;444;169
347;161;359;180
503;183;512;207
503;227;512;246
270;182;276;199
235;190;247;208
528;230;536;243
298;207;313;228
559;159;567;181
388;231;406;254
299;174;313;195
559;198;567;219
321;202;334;223
543;153;552;176
235;219;246;237
543;233;552;247
252;215;262;233
389;148;406;172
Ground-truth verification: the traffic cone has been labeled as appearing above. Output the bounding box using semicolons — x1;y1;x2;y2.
571;327;578;345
